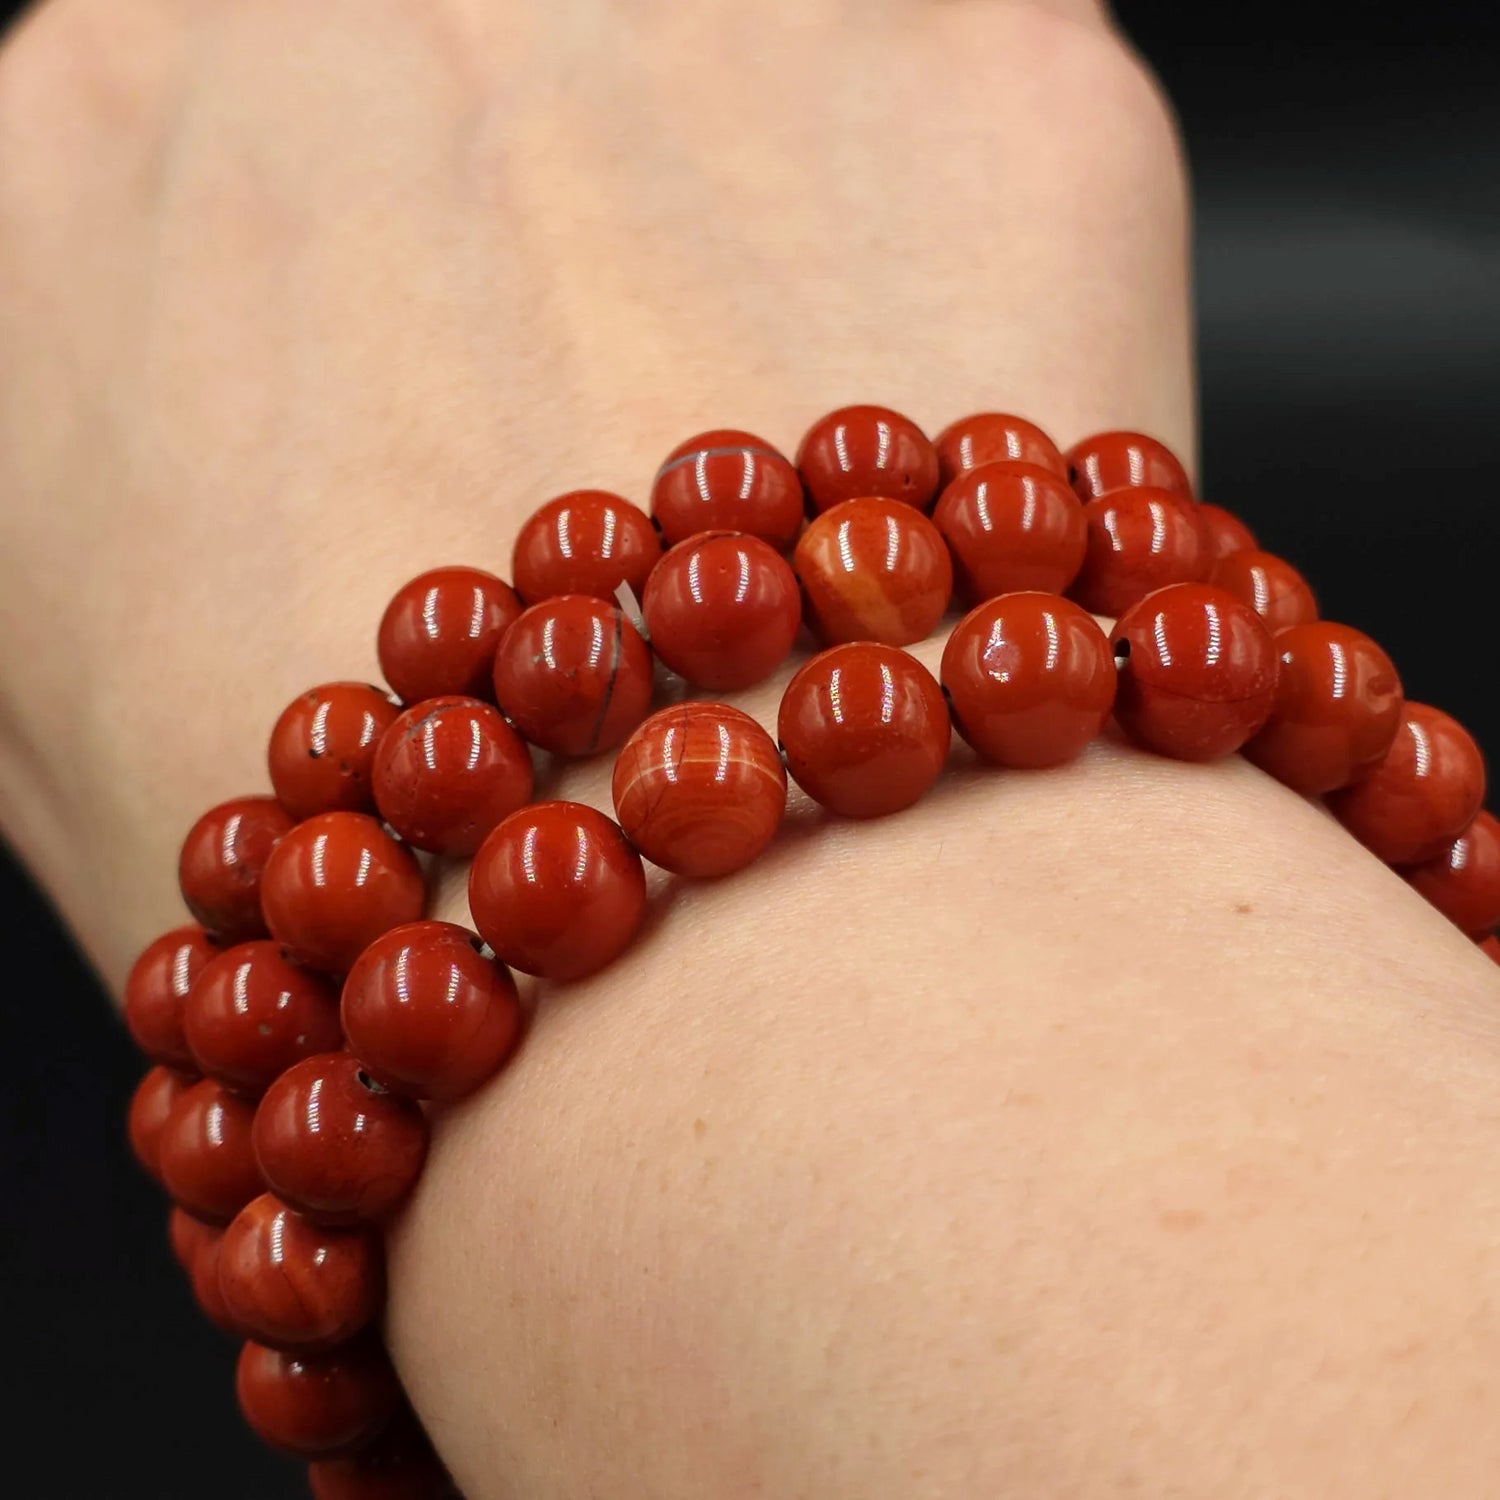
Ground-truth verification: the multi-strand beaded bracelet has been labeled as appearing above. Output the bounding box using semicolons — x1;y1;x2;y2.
120;407;1500;1498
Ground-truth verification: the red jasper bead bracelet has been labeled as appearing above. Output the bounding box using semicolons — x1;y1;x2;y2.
121;404;1500;1497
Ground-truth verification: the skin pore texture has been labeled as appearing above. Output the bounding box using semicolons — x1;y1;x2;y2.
1;2;1498;1497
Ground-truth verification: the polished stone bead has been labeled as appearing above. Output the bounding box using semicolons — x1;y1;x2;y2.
642;531;801;690
158;1078;264;1223
1195;503;1258;562
491;595;654;757
124;925;218;1070
342;921;522;1101
932;461;1087;602
236;1336;401;1458
1481;935;1500;966
650;429;804;551
377;566;521;705
260;813;426;975
1406;811;1500;937
1065;430;1193;501
307;1414;457;1500
268;683;399;820
512;490;662;606
941;593;1116;768
252;1053;428;1226
1328;704;1487;865
179;797;295;944
613;703;786;877
128;1065;197;1184
1110;584;1278;761
932;412;1066;489
371;696;534;855
219;1193;383;1351
169;1204;216;1273
794;497;952;646
1210;549;1318;633
1070;488;1207;616
468;802;647;980
797;404;940;514
778;644;950;817
1243;622;1403;795
191;1226;247;1336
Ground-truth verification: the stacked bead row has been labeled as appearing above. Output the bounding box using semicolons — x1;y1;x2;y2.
122;408;1500;1499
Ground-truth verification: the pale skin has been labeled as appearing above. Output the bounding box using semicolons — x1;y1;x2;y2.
0;2;1497;1496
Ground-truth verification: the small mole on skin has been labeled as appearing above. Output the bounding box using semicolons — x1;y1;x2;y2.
693;1118;707;1141
1234;902;1253;915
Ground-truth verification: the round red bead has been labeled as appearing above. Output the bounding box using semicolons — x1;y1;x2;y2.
778;644;950;818
371;696;533;855
307;1415;456;1500
1328;703;1487;865
1110;583;1278;761
512;489;661;606
1406;811;1500;938
941;593;1116;768
1210;549;1318;633
933;412;1066;489
124;925;218;1070
468;802;647;981
491;595;654;757
650;429;804;551
260;813;425;975
169;1205;216;1273
642;531;801;690
190;1226;247;1336
1242;622;1403;795
797;404;940;514
179;797;294;944
932;461;1087;602
1065;430;1193;501
377;566;521;704
342;921;522;1101
613;703;787;877
1196;503;1258;562
1481;935;1500;967
128;1065;197;1183
158;1078;263;1223
236;1337;401;1459
252;1053;428;1226
794;497;952;647
1070;488;1207;616
268;684;399;820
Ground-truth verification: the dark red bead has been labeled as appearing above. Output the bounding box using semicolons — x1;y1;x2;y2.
1481;935;1500;967
941;593;1116;768
491;595;654;757
1328;704;1487;865
778;644;950;818
1110;583;1278;761
252;1053;428;1226
158;1078;264;1223
1406;811;1500;938
260;813;426;975
642;532;801;690
613;703;786;877
1070;488;1207;616
219;1193;383;1351
342;921;522;1101
236;1336;401;1459
123;925;218;1070
650;429;804;551
932;412;1066;489
169;1205;216;1273
127;1065;197;1183
512;490;662;606
1210;549;1318;633
179;797;294;944
377;566;521;704
267;684;399;821
191;1226;247;1336
797;404;940;514
308;1414;457;1500
1196;503;1258;562
184;941;343;1095
932;462;1087;602
372;696;533;856
794;497;952;646
1065;430;1193;501
469;802;647;981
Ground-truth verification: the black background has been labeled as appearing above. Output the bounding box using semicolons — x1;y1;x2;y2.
2;4;1497;1496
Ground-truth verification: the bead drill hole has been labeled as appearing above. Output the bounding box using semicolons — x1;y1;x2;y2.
355;1069;389;1096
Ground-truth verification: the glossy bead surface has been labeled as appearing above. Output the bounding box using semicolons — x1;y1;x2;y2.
469;802;647;980
1110;584;1278;761
124;925;218;1070
1210;549;1318;633
1242;622;1403;795
794;497;952;646
236;1337;401;1458
932;462;1087;602
158;1079;263;1223
1328;704;1487;865
342;922;522;1101
512;490;661;606
933;412;1066;488
1070;488;1207;616
260;813;425;975
1196;504;1258;561
169;1205;216;1273
308;1417;457;1500
642;532;801;690
613;703;787;877
778;644;950;818
372;696;533;855
184;941;343;1095
650;429;804;551
128;1065;197;1183
797;404;940;514
1065;430;1193;501
377;566;521;704
941;594;1116;768
219;1193;383;1351
179;797;294;944
491;595;654;757
252;1053;428;1226
1406;811;1500;938
268;684;399;820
